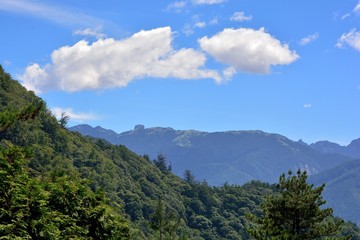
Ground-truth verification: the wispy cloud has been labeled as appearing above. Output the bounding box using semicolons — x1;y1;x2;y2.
194;21;206;28
354;2;360;13
2;60;11;67
182;16;218;35
341;13;351;20
167;0;226;12
0;0;104;28
166;1;187;12
230;11;252;22
192;0;227;5
299;33;319;46
51;107;99;123
19;27;222;93
223;67;236;80
303;104;312;108
209;17;218;25
337;29;360;51
182;24;194;36
73;28;106;39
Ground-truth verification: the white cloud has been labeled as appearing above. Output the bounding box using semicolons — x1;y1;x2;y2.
192;0;226;5
337;29;360;51
0;0;104;28
166;1;187;12
230;11;252;22
51;107;99;123
199;28;299;74
73;28;106;39
354;2;360;13
209;17;219;25
223;67;236;80
19;27;222;93
2;60;11;66
194;21;206;28
341;13;351;20
182;24;194;36
20;63;49;93
299;33;319;46
183;16;218;35
303;104;312;108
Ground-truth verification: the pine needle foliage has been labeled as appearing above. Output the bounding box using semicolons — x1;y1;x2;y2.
247;170;350;240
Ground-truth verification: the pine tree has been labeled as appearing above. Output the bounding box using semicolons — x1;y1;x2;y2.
0;145;32;239
153;154;171;173
183;169;196;185
151;199;166;240
248;170;350;240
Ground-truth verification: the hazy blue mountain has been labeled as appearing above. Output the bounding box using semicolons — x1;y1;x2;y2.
310;139;360;159
68;123;119;140
310;159;360;225
70;124;353;186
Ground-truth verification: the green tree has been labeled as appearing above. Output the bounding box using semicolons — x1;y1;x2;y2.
151;199;166;240
0;144;32;239
0;105;130;239
150;199;183;240
58;112;70;128
45;175;130;239
0;142;131;239
183;169;196;185
153;154;171;173
247;170;349;240
0;100;44;132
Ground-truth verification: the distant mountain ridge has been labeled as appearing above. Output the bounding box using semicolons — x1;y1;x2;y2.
70;124;360;224
69;124;354;186
310;158;360;225
310;139;360;159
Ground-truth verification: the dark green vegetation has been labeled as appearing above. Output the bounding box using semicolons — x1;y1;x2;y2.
0;145;129;239
1;65;360;239
248;170;349;240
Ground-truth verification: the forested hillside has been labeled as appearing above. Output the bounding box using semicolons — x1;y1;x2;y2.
1;65;360;239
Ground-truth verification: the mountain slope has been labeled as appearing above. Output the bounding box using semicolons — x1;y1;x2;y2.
0;66;279;239
310;139;360;159
310;159;360;225
0;67;194;238
70;124;352;186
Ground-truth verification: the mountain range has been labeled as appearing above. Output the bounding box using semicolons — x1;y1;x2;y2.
69;124;360;225
69;124;357;186
309;158;360;225
310;139;360;159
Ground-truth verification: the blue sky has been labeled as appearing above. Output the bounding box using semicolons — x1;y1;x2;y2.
0;0;359;145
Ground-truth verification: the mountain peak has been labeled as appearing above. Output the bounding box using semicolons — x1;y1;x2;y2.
133;124;145;131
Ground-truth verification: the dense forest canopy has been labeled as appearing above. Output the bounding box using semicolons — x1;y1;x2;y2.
1;65;360;239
